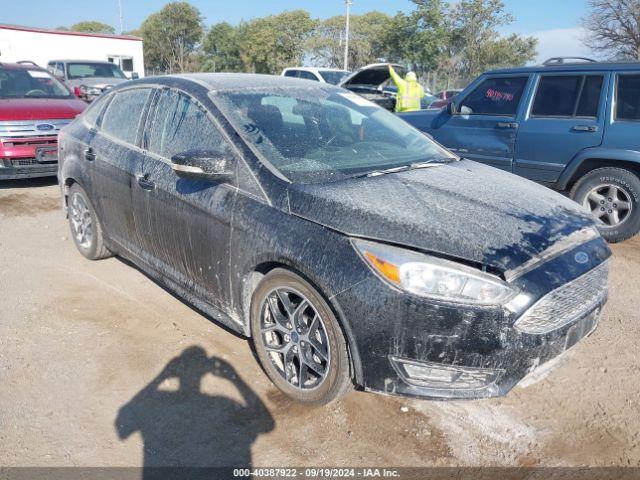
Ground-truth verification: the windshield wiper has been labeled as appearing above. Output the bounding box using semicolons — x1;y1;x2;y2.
343;158;453;181
364;160;439;178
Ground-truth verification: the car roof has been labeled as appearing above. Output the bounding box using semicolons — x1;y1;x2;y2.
139;73;343;91
0;61;48;71
284;67;348;73
486;61;640;75
48;59;115;65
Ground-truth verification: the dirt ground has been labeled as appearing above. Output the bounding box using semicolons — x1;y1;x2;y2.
0;177;639;469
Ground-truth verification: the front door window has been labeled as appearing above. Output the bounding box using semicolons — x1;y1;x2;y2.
459;76;529;116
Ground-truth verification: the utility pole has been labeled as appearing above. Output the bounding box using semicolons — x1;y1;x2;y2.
343;0;352;71
118;0;124;34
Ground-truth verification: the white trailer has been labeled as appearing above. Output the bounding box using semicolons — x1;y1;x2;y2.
0;24;144;78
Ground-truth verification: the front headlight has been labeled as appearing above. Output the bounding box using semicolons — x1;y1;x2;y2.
353;239;517;305
79;85;101;96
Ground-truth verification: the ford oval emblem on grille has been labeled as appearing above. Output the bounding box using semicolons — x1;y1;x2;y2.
574;252;589;264
36;123;55;131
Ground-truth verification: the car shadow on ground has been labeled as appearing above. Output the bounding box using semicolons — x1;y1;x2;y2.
115;347;275;479
0;176;58;190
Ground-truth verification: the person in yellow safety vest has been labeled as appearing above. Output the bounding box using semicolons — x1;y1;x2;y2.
388;65;424;113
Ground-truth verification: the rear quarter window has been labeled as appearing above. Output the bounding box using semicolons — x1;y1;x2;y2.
616;74;640;121
82;93;111;127
298;71;320;81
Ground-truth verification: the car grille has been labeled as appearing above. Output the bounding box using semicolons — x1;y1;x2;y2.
0;119;71;139
514;262;609;335
3;158;39;167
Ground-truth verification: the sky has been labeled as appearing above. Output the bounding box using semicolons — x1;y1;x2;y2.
1;0;594;63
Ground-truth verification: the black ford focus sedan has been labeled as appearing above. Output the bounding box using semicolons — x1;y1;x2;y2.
58;74;610;404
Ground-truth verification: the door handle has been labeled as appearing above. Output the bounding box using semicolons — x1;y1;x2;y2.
572;125;598;133
84;147;96;161
496;122;519;129
136;174;155;191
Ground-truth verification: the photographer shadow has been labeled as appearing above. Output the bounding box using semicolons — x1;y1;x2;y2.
115;346;274;477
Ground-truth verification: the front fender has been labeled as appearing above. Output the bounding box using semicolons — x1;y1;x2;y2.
556;147;640;190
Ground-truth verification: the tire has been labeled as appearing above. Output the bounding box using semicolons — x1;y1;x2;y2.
67;183;112;260
250;268;352;405
570;167;640;243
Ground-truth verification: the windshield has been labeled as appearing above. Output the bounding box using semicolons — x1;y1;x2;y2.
319;70;349;85
0;68;72;99
67;63;126;80
213;86;455;184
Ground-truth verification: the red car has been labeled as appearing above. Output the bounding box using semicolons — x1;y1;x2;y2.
428;89;463;110
0;62;86;179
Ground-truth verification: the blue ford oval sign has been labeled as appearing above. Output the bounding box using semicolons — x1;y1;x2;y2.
574;252;589;264
36;123;55;131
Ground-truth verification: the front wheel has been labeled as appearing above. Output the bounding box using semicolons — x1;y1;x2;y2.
67;183;112;260
250;269;352;405
571;167;640;243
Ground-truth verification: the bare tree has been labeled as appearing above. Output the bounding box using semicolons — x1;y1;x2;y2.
583;0;640;60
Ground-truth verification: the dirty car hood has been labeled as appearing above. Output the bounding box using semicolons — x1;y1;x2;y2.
287;160;596;273
0;98;86;120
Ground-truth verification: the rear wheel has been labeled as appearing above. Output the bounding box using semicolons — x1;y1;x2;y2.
67;184;112;260
250;268;352;405
571;167;640;243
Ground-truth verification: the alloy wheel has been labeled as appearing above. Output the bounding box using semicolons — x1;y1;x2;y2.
69;192;93;250
583;183;633;228
259;288;331;390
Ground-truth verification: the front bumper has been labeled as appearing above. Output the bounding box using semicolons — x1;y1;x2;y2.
334;236;611;400
0;158;57;179
1;132;60;180
388;304;602;399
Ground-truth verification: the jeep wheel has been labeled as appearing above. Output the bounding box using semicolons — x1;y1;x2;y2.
571;167;640;243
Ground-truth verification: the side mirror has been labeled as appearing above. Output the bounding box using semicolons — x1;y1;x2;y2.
131;72;139;80
170;150;234;183
447;101;458;115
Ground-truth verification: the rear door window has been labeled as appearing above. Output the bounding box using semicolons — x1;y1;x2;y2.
575;76;604;117
146;89;230;160
284;70;299;78
459;76;528;116
616;74;640;121
100;88;152;145
532;75;603;118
